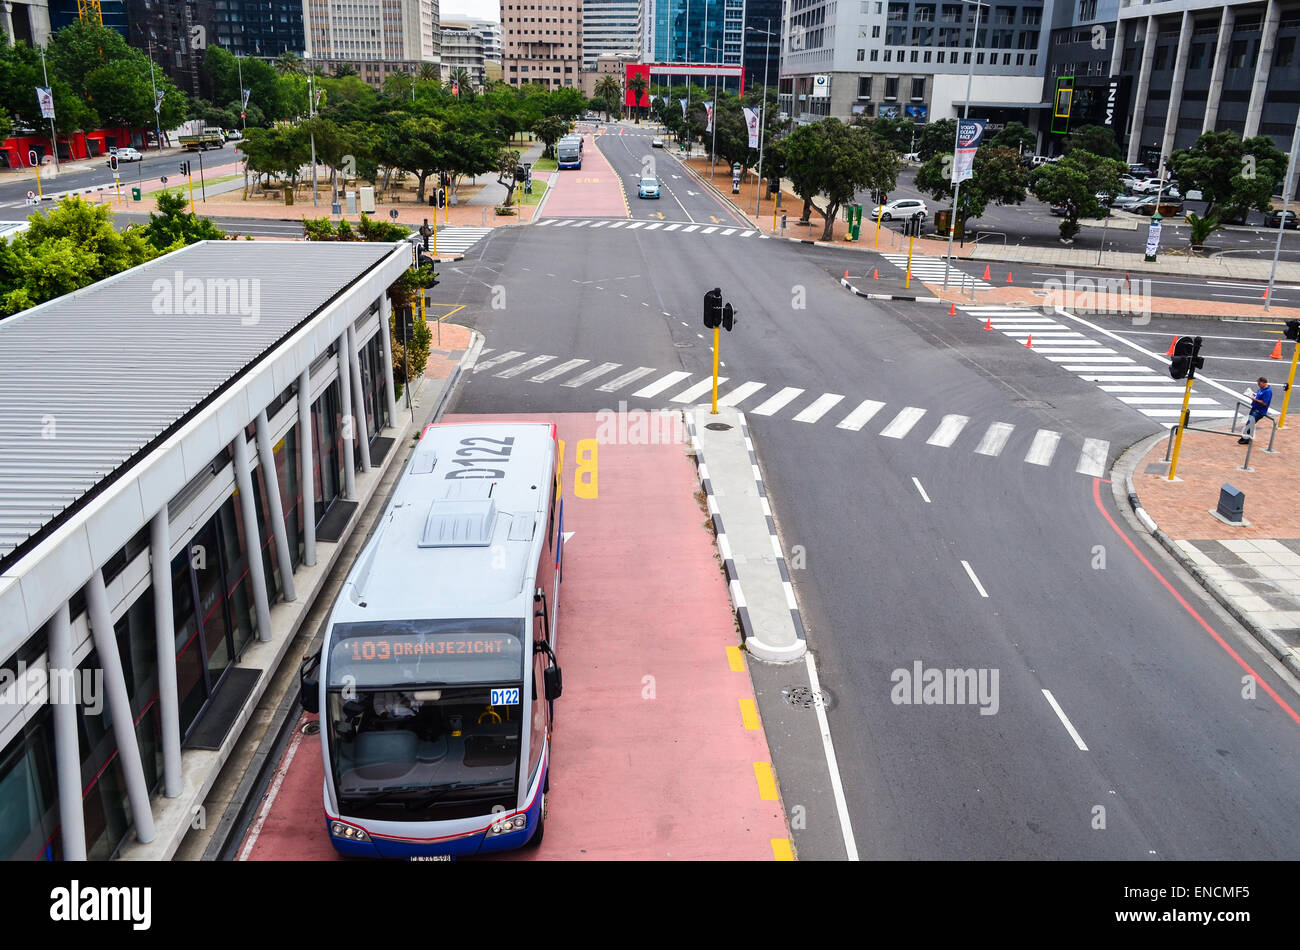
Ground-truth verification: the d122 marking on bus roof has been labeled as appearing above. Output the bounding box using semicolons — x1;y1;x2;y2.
446;434;515;479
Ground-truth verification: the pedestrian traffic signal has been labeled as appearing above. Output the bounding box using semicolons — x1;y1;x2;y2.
1169;335;1204;380
179;161;191;176
721;303;736;332
1286;319;1300;341
703;288;722;329
108;154;118;172
436;188;446;208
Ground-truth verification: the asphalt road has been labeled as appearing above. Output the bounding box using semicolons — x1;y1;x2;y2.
0;146;234;211
438;133;1300;859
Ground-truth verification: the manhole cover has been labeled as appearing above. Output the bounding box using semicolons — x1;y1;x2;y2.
301;721;320;735
705;422;732;431
781;685;832;709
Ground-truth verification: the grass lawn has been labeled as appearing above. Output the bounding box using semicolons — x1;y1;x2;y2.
518;180;548;206
532;156;558;172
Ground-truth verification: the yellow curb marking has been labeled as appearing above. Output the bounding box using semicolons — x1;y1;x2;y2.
726;645;745;672
739;698;760;730
771;838;794;861
753;762;778;801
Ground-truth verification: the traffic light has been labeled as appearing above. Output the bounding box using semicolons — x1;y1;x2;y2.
703;288;723;329
1286;319;1300;341
179;161;191;176
1169;335;1204;380
436;188;446;208
109;154;118;172
721;303;736;332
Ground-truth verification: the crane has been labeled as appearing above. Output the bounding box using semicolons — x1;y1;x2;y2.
76;0;103;25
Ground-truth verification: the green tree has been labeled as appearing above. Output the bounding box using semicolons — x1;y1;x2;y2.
239;124;312;198
332;63;358;79
916;119;957;161
865;115;916;154
627;73;648;122
532;114;568;158
141;189;226;252
274;51;303;75
1169;129;1290;223
1064;124;1121;160
991;120;1036;154
1185;210;1225;249
915;145;1029;221
301;115;358;204
595;75;621;121
1029;149;1126;241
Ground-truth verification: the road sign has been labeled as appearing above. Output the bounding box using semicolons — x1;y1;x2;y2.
26;190;35;200
160;176;168;184
389;209;399;220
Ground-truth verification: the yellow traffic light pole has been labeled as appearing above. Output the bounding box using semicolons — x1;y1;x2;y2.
1280;339;1300;428
875;203;884;248
711;327;720;415
1167;375;1196;481
186;167;195;213
33;162;42;197
905;232;916;289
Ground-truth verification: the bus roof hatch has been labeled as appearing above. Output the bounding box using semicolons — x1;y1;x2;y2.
420;498;498;547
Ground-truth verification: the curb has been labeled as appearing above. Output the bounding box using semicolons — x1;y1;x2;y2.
1114;434;1300;680
685;410;807;664
1057;306;1296;324
839;275;943;304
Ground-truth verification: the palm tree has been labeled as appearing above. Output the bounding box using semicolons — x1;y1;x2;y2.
595;75;621;121
418;62;439;82
627;73;648;124
274;51;303;75
333;63;357;78
449;67;472;95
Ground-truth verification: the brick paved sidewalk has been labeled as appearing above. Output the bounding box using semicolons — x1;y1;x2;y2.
1130;418;1300;673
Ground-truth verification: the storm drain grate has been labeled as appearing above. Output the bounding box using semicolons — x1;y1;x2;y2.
781;685;832;709
705;422;732;431
301;721;320;735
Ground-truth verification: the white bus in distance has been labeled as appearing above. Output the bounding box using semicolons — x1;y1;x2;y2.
301;421;564;859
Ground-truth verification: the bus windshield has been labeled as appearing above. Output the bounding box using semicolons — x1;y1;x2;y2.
326;620;526;819
557;144;580;161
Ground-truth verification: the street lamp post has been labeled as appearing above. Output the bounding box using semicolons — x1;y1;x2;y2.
1266;119;1300;312
38;45;59;174
306;61;319;206
942;0;987;289
148;41;164;153
704;42;725;179
747;21;777;218
236;54;246;131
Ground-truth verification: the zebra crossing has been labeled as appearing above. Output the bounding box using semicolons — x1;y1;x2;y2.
959;305;1234;422
880;252;993;289
534;218;769;238
469;347;1112;477
426;226;492;255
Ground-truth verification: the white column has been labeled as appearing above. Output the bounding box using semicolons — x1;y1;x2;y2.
378;296;398;427
1161;11;1193;161
254;409;296;602
86;571;156;844
1126;15;1159;164
150;507;182;798
232;433;274;641
347;324;372;472
1244;0;1281;139
337;333;357;500
297;369;317;567
1203;7;1235;133
47;603;86;860
1;4;14;45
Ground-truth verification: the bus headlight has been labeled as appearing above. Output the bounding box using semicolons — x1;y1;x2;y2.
330;821;371;842
488;815;527;836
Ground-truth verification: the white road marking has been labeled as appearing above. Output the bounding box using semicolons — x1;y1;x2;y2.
562;361;622;388
239;722;307;860
719;381;766;406
1076;438;1109;477
644;222;662;230
472;350;526;373
530;358;588;382
671;377;727;402
961;560;989;598
751;386;805;416
597;366;657;392
1042;689;1089;751
702;226;718;234
663;223;681;231
836;399;886;431
497;355;556;378
926;414;970;447
793;393;845;423
912;477;931;503
880;407;926;439
633;370;692;398
1024;429;1061;466
608;221;627;228
682;225;700;232
974;422;1014;456
626;221;645;229
805;652;860;861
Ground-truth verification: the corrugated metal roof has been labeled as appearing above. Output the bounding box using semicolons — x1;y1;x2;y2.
0;240;404;570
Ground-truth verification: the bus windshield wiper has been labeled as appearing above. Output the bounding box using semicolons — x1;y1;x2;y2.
401;779;515;811
339;784;428;807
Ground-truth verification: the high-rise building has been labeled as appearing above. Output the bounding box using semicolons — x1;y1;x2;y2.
213;0;304;58
743;0;781;89
779;0;1049;132
304;0;440;63
443;13;503;61
128;0;217;98
439;22;486;86
501;0;582;88
581;0;638;70
645;0;741;66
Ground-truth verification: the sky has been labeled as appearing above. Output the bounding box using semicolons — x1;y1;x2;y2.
442;1;500;22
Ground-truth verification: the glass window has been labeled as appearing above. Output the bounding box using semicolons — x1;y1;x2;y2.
1153;45;1168;70
1278;36;1296;68
1230;39;1247;68
911;77;925;99
885;76;899;98
858;75;872;98
0;710;60;860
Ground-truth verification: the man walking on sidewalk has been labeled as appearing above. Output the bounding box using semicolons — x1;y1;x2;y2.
1239;377;1273;444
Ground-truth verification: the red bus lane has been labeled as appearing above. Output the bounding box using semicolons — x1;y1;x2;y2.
239;412;791;860
539;134;630;219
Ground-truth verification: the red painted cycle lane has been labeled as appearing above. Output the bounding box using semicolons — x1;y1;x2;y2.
239;413;790;860
538;134;630;219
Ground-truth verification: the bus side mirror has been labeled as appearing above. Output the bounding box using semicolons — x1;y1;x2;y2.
544;665;563;701
300;650;321;714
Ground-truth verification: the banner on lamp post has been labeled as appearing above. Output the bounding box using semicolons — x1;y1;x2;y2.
951;118;986;183
679;98;688;117
35;87;54;119
704;100;713;133
743;107;760;148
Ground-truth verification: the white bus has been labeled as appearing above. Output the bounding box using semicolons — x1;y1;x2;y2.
301;421;564;859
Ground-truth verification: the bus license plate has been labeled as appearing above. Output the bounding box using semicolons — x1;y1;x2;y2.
409;855;454;862
491;687;520;706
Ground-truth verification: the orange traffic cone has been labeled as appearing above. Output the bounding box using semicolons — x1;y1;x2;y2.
844;270;850;279
1270;339;1283;359
948;302;956;315
1165;337;1177;357
981;265;991;281
984;318;993;331
1263;287;1270;300
872;268;879;279
1006;271;1014;284
1024;334;1033;348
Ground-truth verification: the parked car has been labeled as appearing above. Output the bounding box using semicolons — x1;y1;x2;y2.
1132;198;1184;216
1132;178;1177;196
224;129;242;141
651;137;664;148
638;176;660;198
1110;194;1147;212
870;198;928;221
107;147;142;164
1128;162;1154;178
1263;209;1300;229
903;151;921;162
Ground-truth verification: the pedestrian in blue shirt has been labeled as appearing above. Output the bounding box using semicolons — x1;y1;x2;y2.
1239;377;1272;443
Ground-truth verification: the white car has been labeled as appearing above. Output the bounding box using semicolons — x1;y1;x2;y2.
108;147;142;163
870;198;928;221
651;137;664;148
1131;177;1174;195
